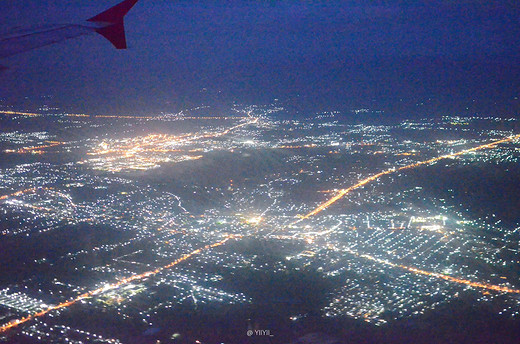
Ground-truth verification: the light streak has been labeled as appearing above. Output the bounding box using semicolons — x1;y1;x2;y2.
179;116;247;120
275;144;317;149
48;190;77;208
292;134;520;295
298;134;520;220
0;188;49;201
66;114;247;120
0;187;75;209
1;110;246;121
5;141;63;154
0;236;236;333
324;245;520;294
5;200;53;213
67;114;157;119
398;265;520;293
200;117;259;139
356;251;520;294
0;111;40;117
298;169;394;220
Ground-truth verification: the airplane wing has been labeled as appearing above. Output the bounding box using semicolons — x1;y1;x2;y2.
0;0;139;64
87;0;139;49
0;24;92;59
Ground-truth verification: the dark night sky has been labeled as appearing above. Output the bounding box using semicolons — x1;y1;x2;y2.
0;0;519;116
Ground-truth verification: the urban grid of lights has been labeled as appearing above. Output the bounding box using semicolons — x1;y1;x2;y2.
1;129;519;333
0;110;519;338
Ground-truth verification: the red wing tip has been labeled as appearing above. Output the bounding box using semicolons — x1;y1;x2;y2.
88;0;139;24
95;23;127;49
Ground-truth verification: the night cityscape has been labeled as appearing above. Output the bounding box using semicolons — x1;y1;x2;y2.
1;0;520;343
0;105;519;343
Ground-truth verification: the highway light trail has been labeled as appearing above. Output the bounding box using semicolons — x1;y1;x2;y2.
0;110;248;120
0;188;38;201
325;245;520;294
0;236;236;334
398;264;520;294
65;113;249;120
299;134;520;220
295;134;520;295
357;252;520;294
0;111;41;117
200;116;259;138
4;141;63;154
0;187;55;201
298;169;395;220
0;187;76;213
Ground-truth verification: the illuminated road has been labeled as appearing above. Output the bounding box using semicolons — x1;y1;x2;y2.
298;134;520;220
0;110;247;120
4;141;64;154
0;235;236;333
355;250;520;294
0;111;41;117
66;114;248;120
398;264;520;294
200;117;259;139
0;187;77;215
0;187;54;201
290;134;520;296
321;244;520;295
297;169;395;221
0;188;37;201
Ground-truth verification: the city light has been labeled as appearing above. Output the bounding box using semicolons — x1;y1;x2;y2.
298;134;520;220
0;236;236;333
1;109;520;339
81;117;258;172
